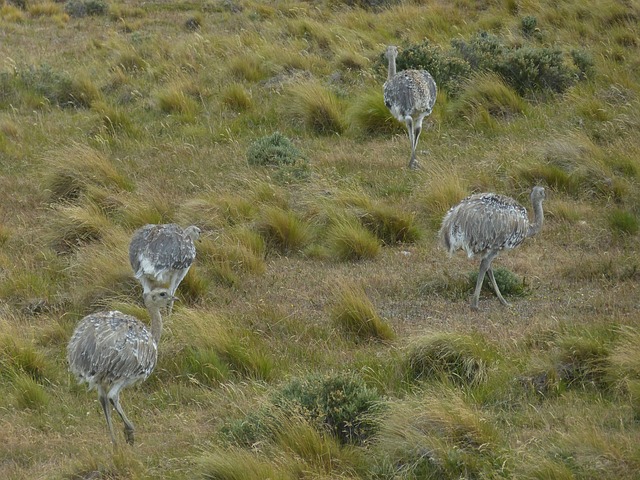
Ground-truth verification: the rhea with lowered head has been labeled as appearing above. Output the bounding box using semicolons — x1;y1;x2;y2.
67;288;176;446
439;186;546;309
128;223;200;314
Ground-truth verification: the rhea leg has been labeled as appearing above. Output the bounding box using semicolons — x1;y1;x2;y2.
108;384;135;445
487;267;509;306
404;117;418;169
471;251;498;309
98;386;117;446
167;268;189;315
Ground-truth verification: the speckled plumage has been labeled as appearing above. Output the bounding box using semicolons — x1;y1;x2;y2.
67;288;175;446
439;187;546;309
383;45;437;169
129;224;200;310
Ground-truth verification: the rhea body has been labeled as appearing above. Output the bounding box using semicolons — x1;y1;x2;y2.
67;288;176;445
129;223;200;313
439;186;546;309
383;45;437;169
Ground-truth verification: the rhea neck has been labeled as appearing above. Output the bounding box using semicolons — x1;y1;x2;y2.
527;197;544;238
145;302;164;345
386;49;397;81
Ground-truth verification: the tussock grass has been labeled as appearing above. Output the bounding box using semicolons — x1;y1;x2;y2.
156;84;199;117
330;282;395;342
68;228;137;310
357;202;421;245
324;215;380;261
447;72;529;122
346;86;400;136
256;205;312;254
416;165;468;225
608;208;639;236
43;143;134;203
91;100;134;136
555;332;613;390
198;447;291;480
230;55;271;82
373;388;502;479
45;200;115;253
222;83;252;111
405;333;497;386
286;82;346;135
161;309;274;384
0;333;48;381
12;373;49;410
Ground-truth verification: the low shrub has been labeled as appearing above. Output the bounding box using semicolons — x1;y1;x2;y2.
246;132;304;167
226;373;384;446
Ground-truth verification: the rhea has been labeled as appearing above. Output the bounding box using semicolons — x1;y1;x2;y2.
67;288;176;446
383;45;437;170
439;186;546;309
129;223;200;314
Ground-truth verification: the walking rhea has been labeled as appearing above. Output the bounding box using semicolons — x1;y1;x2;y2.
439;186;546;309
67;288;176;446
383;45;437;169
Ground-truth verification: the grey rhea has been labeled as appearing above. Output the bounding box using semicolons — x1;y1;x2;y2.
439;186;546;309
383;45;437;170
128;223;200;314
67;288;176;445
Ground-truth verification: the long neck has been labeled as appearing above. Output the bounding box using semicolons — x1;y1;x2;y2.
527;198;544;238
149;307;163;345
387;52;396;81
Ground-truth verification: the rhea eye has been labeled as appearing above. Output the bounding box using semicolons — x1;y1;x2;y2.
160;292;166;297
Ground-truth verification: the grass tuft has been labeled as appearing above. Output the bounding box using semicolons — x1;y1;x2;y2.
324;216;380;261
373;388;502;479
330;282;395;342
405;333;496;386
43;143;134;203
198;447;290;480
257;205;312;254
608;208;639;236
222;83;252;111
346;86;400;136
286;82;346;135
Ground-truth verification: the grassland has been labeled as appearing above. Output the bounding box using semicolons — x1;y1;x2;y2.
1;0;639;478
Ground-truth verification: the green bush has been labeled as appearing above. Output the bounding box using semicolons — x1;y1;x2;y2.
520;15;538;37
226;373;384;446
17;64;93;108
246;132;304;167
471;266;526;297
65;0;108;18
394;40;471;96
498;46;576;95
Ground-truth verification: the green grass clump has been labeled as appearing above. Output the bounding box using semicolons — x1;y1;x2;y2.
357;203;421;245
256;205;312;254
608;208;639;236
330;283;395;342
16;64;99;108
325;216;380;261
64;0;108;17
156;85;199;117
405;333;496;386
12;373;50;410
46;201;114;253
0;335;48;381
286;82;346;135
555;333;612;390
222;83;252;111
246;132;304;167
373;389;502;479
230;55;271;82
447;72;529;121
198;448;292;480
346;86;399;135
43;143;134;203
